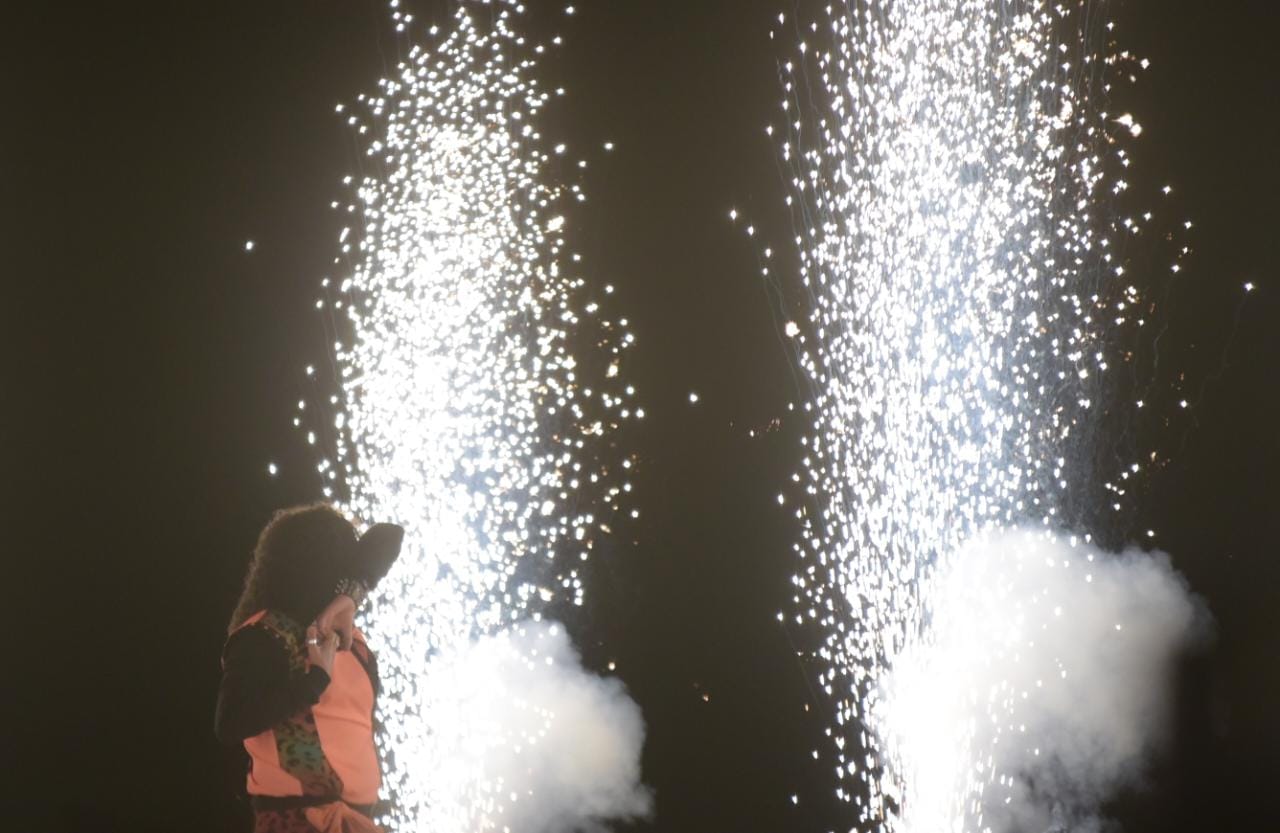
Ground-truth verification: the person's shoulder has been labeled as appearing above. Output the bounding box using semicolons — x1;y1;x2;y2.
224;610;305;659
222;611;307;670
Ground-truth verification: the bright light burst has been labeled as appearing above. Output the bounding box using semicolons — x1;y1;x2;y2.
769;2;1182;830
302;3;638;830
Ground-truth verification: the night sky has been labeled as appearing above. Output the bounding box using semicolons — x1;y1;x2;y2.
7;1;1278;831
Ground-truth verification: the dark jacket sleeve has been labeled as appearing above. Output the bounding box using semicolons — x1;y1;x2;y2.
214;625;330;744
351;523;405;588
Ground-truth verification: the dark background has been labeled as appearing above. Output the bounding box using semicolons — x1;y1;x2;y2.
5;1;1277;831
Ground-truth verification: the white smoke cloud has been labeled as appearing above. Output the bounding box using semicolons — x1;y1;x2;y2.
407;620;652;833
878;529;1211;833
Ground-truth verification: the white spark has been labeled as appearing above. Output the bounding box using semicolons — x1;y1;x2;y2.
308;5;643;831
772;3;1184;831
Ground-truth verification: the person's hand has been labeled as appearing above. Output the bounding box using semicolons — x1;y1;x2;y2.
313;594;357;651
305;626;339;677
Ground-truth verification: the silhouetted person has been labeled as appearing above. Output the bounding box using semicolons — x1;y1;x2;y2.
216;503;404;833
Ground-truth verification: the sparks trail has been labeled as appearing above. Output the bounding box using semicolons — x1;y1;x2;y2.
766;2;1193;830
292;3;642;830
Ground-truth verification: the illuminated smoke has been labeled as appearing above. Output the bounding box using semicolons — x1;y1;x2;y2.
417;621;652;833
300;3;647;831
880;529;1209;833
768;1;1198;830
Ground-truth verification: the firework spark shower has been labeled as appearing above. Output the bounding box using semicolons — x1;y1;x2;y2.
302;3;649;831
771;1;1208;831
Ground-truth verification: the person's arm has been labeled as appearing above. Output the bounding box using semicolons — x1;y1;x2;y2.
313;523;406;650
213;625;333;743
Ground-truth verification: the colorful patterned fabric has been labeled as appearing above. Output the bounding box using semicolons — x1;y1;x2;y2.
236;611;345;799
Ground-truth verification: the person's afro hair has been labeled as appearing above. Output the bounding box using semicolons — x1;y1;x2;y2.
229;503;359;632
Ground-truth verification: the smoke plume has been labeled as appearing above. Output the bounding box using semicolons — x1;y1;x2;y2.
879;529;1211;833
409;621;652;833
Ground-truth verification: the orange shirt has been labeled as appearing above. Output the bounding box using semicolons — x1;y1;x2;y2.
234;610;382;805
